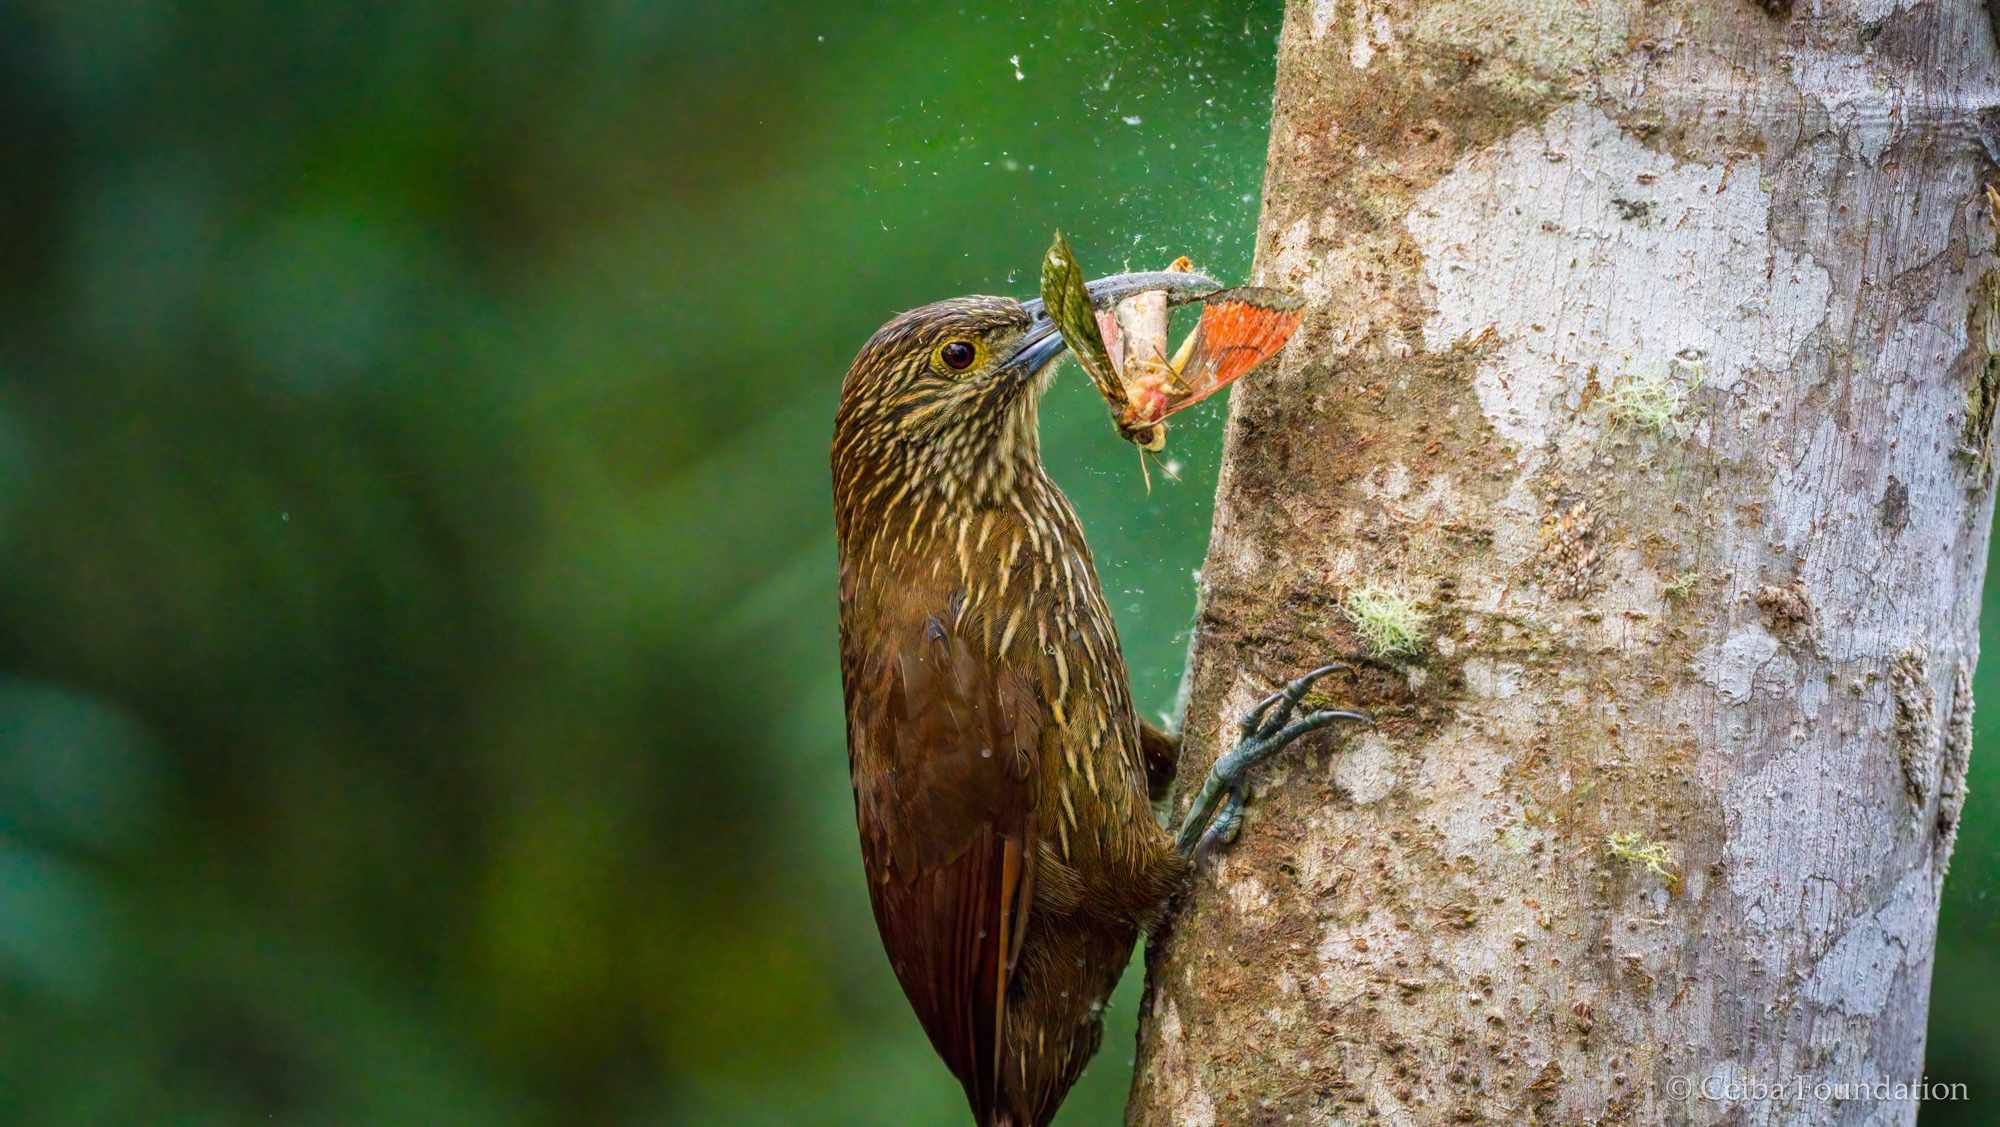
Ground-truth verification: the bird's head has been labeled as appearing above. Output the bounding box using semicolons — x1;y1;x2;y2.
832;270;1218;521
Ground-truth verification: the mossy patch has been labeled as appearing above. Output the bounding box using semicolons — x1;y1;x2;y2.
1602;362;1693;437
1345;586;1430;658
1607;831;1678;879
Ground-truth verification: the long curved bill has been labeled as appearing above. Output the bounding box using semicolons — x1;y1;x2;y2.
993;314;1071;383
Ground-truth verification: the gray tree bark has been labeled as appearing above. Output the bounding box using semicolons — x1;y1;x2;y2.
1129;2;1999;1125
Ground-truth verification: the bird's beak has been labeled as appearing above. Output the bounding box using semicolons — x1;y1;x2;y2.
1004;269;1224;386
995;315;1071;383
1018;269;1222;325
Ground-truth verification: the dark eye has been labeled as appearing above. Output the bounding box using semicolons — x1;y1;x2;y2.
940;341;976;370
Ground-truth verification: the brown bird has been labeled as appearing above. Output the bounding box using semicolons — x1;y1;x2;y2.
832;272;1366;1127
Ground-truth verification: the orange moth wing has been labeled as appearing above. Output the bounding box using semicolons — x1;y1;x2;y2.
1123;286;1303;427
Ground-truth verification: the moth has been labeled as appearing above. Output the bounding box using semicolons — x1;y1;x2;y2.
1041;230;1304;454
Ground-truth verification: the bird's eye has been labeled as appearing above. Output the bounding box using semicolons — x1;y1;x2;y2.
940;341;977;370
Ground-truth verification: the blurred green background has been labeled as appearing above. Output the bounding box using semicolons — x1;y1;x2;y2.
0;1;1991;1124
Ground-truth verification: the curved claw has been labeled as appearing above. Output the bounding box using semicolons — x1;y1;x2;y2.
1255;662;1353;740
1298;661;1354;684
1192;787;1244;867
1174;664;1372;860
1267;708;1374;748
1238;689;1289;739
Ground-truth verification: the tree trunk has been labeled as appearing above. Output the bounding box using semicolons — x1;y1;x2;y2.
1129;2;1999;1125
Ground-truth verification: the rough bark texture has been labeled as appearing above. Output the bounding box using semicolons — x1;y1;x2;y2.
1130;2;1999;1125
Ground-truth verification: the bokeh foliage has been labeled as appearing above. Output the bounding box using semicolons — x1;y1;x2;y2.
0;1;1990;1124
0;2;1286;1123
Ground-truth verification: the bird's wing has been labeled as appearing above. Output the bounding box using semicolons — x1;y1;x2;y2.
1137;719;1180;805
846;601;1041;1121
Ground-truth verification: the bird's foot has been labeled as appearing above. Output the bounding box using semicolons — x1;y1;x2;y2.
1174;664;1372;861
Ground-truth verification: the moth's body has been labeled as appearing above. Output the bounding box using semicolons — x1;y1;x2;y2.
833;295;1184;1126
